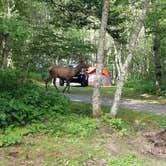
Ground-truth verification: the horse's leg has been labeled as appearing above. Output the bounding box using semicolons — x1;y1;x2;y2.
53;78;60;92
66;80;71;93
62;84;67;93
45;76;52;90
62;80;69;93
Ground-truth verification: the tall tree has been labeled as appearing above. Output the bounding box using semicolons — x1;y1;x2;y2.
146;0;166;90
153;20;161;90
110;0;150;116
0;0;28;69
92;0;110;118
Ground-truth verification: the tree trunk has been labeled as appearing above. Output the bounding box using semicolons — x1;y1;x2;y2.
153;31;162;90
1;34;10;69
110;71;126;116
110;0;150;116
111;63;116;85
92;0;109;118
113;41;122;80
2;49;9;68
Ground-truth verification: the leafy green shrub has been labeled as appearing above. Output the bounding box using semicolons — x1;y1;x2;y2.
24;113;99;138
61;116;99;137
22;89;70;113
101;114;124;130
29;72;43;81
0;70;70;128
0;69;98;146
101;113;129;135
125;80;156;93
160;89;166;97
0;69;35;94
1;69;100;147
0;112;99;146
0;69;23;91
49;114;99;138
0;127;30;147
0;90;70;127
0;69;19;92
0;128;21;147
0;132;22;147
109;117;125;130
0;97;34;126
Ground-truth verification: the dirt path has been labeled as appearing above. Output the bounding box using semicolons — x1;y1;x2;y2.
65;94;166;115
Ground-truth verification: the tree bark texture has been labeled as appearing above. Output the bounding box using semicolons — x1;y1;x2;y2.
113;40;122;80
153;31;162;89
2;48;10;68
110;0;150;116
1;33;10;69
92;0;109;118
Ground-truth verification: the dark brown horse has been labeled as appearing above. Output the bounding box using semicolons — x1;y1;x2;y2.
45;63;83;93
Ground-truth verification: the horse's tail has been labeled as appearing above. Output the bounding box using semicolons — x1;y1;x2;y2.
48;66;53;72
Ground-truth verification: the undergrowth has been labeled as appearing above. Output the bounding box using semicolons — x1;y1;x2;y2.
0;70;100;146
0;113;99;147
0;69;166;148
125;80;156;94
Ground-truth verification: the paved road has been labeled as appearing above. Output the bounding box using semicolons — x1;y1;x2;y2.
65;94;166;115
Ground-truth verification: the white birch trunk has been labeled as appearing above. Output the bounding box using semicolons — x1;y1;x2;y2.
113;41;123;79
92;0;109;118
110;0;150;116
1;35;9;69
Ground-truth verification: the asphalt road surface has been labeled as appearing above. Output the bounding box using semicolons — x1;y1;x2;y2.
65;94;166;115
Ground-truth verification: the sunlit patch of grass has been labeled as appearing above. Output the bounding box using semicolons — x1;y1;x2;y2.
70;102;166;130
108;154;166;166
117;108;166;129
0;134;109;166
1;132;165;166
43;82;166;103
0;102;166;165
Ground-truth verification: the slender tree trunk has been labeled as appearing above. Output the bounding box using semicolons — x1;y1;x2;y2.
2;48;9;68
153;31;162;90
113;41;122;80
92;0;109;118
111;63;116;85
110;0;150;116
1;34;10;69
111;53;131;116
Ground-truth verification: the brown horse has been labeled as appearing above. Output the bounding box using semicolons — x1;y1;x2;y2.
45;63;83;93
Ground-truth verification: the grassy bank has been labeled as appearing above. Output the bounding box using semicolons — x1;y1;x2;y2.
0;102;166;166
0;70;166;165
46;85;166;104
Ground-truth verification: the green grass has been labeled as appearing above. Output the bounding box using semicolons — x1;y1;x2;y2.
108;154;166;166
52;85;134;98
46;84;166;104
1;102;166;165
1;70;166;165
117;108;166;129
70;102;166;129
